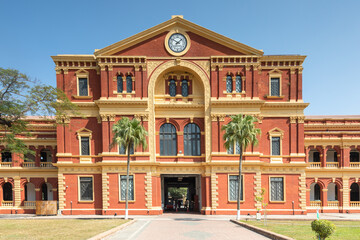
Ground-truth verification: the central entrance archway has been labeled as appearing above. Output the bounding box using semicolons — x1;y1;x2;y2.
161;174;201;213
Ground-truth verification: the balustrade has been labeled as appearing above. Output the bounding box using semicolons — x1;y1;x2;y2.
309;162;321;168
0;162;12;167
350;162;360;168
326;162;339;168
24;201;36;208
310;201;322;207
327;201;339;207
22;162;36;168
350;201;360;208
40;162;53;168
1;201;13;207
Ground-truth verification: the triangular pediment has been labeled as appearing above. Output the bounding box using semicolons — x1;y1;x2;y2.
94;16;263;57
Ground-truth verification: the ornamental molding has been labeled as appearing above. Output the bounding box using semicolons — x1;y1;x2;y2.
147;61;163;76
193;60;210;78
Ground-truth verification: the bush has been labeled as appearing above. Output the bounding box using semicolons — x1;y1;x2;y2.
311;220;336;240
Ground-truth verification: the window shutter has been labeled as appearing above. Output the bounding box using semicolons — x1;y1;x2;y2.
117;76;123;93
270;177;284;201
181;79;189;97
120;175;134;201
235;75;242;93
80;177;93;201
226;75;232;93
81;137;90;155
126;76;132;93
169;79;176;97
271;137;280;155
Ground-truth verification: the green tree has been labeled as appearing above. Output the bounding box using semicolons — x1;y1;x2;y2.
111;117;148;219
0;67;77;157
311;220;336;240
222;114;261;220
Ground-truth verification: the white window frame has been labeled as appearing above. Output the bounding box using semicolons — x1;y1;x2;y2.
78;176;94;202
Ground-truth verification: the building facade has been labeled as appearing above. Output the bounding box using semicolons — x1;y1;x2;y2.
1;16;359;215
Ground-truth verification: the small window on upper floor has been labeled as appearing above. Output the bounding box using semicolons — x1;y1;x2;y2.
235;75;242;93
270;78;280;96
169;79;176;97
126;75;132;93
181;79;189;97
78;78;89;96
226;75;233;93
271;137;280;156
81;137;90;155
117;75;123;93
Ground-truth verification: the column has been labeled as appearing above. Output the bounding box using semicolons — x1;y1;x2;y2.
211;115;219;153
321;146;328;167
134;65;142;98
35;147;41;167
218;115;226;152
322;189;328;208
342;146;350;168
14;176;21;207
101;115;109;154
100;66;108;98
297;68;303;101
245;66;251;98
290;117;297;156
109;115;116;152
201;174;212;214
342;177;350;209
289;68;297;101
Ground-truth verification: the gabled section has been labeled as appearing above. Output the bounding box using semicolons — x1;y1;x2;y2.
95;16;263;56
268;127;284;138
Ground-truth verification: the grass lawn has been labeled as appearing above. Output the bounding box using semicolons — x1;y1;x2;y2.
0;219;128;240
241;220;360;240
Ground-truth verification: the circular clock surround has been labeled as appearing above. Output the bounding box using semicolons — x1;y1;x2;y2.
165;30;191;56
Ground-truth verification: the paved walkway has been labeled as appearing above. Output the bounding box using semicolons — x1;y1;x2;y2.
106;214;270;240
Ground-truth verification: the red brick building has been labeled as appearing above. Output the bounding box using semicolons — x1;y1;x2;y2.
1;16;359;215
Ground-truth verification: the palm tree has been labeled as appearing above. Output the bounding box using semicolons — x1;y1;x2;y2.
222;114;261;220
111;117;148;219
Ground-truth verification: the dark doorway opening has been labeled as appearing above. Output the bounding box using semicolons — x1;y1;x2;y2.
163;175;200;213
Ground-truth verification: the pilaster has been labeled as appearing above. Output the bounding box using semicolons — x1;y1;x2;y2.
14;176;21;207
211;172;218;210
342;176;349;208
145;172;153;209
58;172;66;211
102;170;109;210
254;171;262;210
299;172;307;210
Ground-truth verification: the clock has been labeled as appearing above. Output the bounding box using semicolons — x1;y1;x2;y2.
168;33;187;53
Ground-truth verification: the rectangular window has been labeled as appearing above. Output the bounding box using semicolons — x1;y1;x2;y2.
229;175;243;201
271;137;280;156
270;177;284;201
270;78;280;96
78;78;88;96
120;175;134;201
79;177;93;201
81;137;90;155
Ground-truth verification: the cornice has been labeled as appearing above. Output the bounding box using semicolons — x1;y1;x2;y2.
51;55;96;62
155;103;204;109
262;102;309;109
94;99;148;106
211;98;265;106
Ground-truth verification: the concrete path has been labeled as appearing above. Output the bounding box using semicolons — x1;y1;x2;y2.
106;214;270;240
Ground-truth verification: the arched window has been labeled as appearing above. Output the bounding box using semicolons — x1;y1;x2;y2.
310;183;321;201
350;183;360;202
160;123;177;156
169;79;176;97
181;79;189;97
117;75;123;93
327;183;338;201
235;75;242;93
226;75;232;93
184;123;201;156
309;149;320;162
40;149;52;162
3;182;12;201
1;152;12;162
25;183;35;202
41;183;48;200
350;149;360;162
126;75;132;93
326;149;337;162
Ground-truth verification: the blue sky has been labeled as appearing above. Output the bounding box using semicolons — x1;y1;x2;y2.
1;0;359;115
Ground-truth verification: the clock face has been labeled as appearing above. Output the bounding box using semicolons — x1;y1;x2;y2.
168;33;187;53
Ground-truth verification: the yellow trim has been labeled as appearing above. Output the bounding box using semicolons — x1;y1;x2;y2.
78;175;94;202
77;128;92;162
268;69;282;97
228;174;245;202
269;175;286;203
269;127;284;163
165;29;191;56
119;174;135;202
75;69;90;97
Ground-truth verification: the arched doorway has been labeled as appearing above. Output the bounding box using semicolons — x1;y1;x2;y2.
350;183;360;202
41;183;53;201
25;183;36;201
310;183;321;207
3;182;13;201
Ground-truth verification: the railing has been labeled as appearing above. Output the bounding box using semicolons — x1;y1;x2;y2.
0;162;12;167
23;162;36;168
24;201;36;208
310;201;322;207
350;162;360;168
327;201;339;207
326;162;339;168
40;162;53;168
309;162;321;168
1;201;13;207
350;201;360;208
